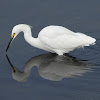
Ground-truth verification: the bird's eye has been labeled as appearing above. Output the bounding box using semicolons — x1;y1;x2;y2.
11;33;15;38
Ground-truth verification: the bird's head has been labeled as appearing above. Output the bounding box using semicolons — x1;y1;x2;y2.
6;25;19;52
6;24;31;52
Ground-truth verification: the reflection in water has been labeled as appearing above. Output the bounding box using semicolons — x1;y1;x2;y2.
6;53;93;82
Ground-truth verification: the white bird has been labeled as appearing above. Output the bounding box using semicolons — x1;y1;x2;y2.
6;24;96;55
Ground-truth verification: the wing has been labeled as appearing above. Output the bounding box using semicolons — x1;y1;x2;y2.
38;25;82;49
39;34;81;50
38;25;76;39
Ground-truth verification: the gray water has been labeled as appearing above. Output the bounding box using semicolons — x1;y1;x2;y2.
0;0;100;100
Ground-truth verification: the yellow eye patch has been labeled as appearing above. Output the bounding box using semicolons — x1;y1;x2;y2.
11;33;15;38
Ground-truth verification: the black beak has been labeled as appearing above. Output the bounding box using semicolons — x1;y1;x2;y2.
6;38;13;52
6;54;16;72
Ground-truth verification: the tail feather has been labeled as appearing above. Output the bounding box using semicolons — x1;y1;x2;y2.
75;32;96;47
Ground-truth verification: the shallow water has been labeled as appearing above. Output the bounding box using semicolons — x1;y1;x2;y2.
0;0;100;100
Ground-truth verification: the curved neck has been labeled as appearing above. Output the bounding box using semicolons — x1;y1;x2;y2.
23;27;36;44
22;27;44;49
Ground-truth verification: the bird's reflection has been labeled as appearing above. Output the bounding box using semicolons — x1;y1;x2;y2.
6;53;93;82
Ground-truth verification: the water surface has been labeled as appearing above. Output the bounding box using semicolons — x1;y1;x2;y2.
0;0;100;100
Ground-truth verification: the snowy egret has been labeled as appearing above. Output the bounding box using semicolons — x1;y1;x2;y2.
6;24;96;55
6;53;92;82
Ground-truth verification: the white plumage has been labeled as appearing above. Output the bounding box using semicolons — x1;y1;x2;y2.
8;24;96;55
